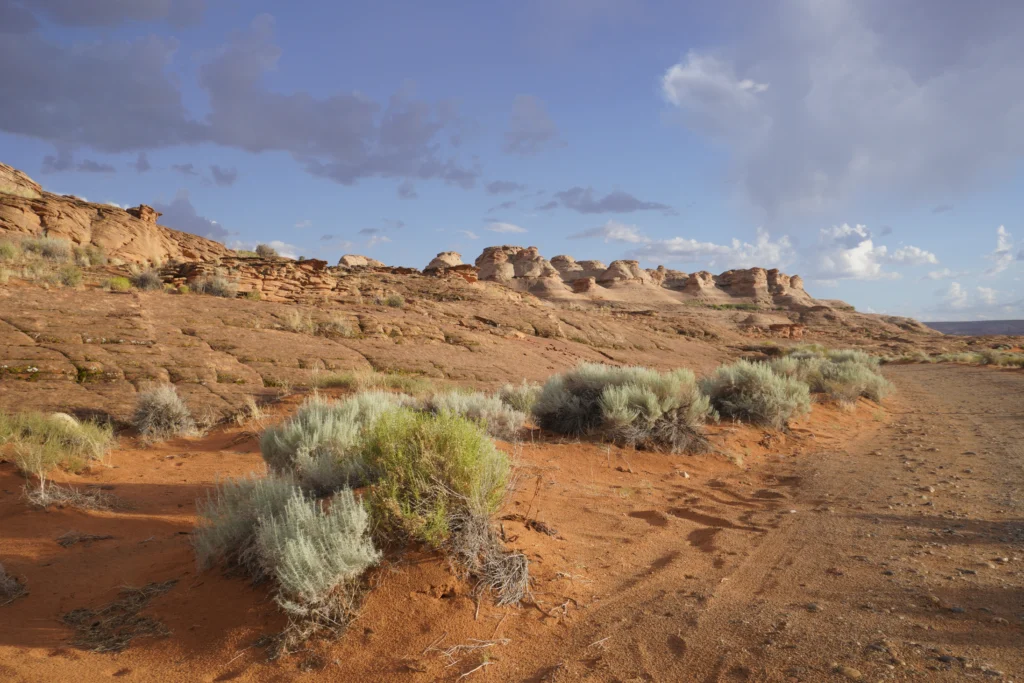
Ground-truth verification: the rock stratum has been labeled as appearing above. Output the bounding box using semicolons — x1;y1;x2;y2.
0;162;233;264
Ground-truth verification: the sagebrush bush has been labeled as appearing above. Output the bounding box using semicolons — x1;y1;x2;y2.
498;381;541;414
131;269;163;291
133;385;197;440
58;265;82;287
770;350;893;406
255;244;279;259
363;409;510;546
532;363;712;451
23;237;71;261
260;392;409;492
701;360;810;429
384;294;404;308
105;276;132;292
73;244;107;267
192;275;238;298
419;391;525;441
0;412;114;477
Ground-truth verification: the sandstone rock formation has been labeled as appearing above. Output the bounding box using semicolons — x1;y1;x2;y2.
0;163;233;264
424;251;463;271
338;254;385;268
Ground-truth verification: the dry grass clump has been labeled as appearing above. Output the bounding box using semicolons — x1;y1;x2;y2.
62;580;177;652
194;476;380;652
700;360;810;429
25;482;124;511
130;269;163;291
73;244;107;267
0;562;27;605
498;380;541;414
192;275;238;298
0;411;114;477
532;363;713;452
23;236;72;261
419;391;526;441
312;369;431;394
0;240;21;262
133;385;197;440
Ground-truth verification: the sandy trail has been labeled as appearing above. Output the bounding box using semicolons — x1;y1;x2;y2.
1;364;1022;682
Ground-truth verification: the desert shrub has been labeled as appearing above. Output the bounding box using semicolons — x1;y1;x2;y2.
419;391;525;441
497;380;541;414
282;309;315;334
770;351;892;406
701;360;811;429
255;244;279;258
312;369;431;394
192;275;238;298
73;244;107;267
133;385;197;440
260;392;408;492
23;236;72;261
315;313;357;338
177;284;190;295
194;476;379;633
0;241;20;262
362;409;510;547
532;363;712;451
244;289;262;301
0;562;26;604
105;276;132;292
0;411;114;476
58;265;83;287
130;269;163;291
235;250;259;258
826;348;880;367
384;294;404;308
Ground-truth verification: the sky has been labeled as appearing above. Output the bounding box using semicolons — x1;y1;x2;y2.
1;0;1022;321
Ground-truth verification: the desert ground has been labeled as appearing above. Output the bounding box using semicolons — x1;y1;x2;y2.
1;363;1022;682
1;166;1023;682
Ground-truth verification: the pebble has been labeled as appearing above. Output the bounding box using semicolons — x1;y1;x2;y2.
836;665;864;681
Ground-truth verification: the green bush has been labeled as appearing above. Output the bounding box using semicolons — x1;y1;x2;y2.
23;237;72;261
105;276;132;292
532;363;712;451
133;385;197;440
497;381;541;414
58;265;83;287
192;275;238;298
700;360;810;429
0;241;20;262
419;391;525;441
244;289;262;301
0;411;114;477
363;409;510;547
260;392;408;492
771;349;892;406
384;294;405;308
131;269;163;291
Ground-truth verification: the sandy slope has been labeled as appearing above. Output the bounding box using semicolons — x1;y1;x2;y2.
1;365;1022;682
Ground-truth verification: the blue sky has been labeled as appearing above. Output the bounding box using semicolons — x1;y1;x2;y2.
1;0;1022;321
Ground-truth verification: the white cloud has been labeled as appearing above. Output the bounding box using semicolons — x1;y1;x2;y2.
294;219;312;229
367;235;392;248
486;222;527;234
660;2;1024;217
924;268;969;280
942;282;969;309
985;225;1014;274
888;245;939;265
629;227;795;270
976;286;997;305
229;239;300;259
810;223;937;281
568;220;649;244
458;230;480;240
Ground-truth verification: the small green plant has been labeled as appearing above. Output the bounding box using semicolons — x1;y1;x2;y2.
105;276;132;292
244;289;262;301
133;385;197;440
0;241;20;262
177;284;190;295
384;294;405;308
58;265;83;287
255;244;279;258
700;360;810;429
130;269;163;291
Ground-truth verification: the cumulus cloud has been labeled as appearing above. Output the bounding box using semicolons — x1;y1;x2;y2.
941;282;969;309
486;222;527;234
503;95;563;156
486;180;527;194
976;286;997;305
810;224;937;280
660;1;1024;217
542;186;673;214
151;189;229;241
210;165;238;187
985;225;1014;274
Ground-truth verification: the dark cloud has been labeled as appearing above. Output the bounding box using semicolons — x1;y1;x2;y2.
358;228;379;235
503;94;563;156
880;225;893;236
171;163;199;176
541;186;673;214
486;180;527;194
152;189;229;241
536;200;558;211
397;180;418;199
131;152;151;172
41;149;115;173
0;14;478;193
210;165;238;187
487;200;517;213
320;234;335;241
24;0;206;27
931;204;954;214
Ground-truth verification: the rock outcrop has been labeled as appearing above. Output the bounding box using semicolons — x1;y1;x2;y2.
338;254;385;268
474;246;568;294
0;163;233;264
424;251;463;271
